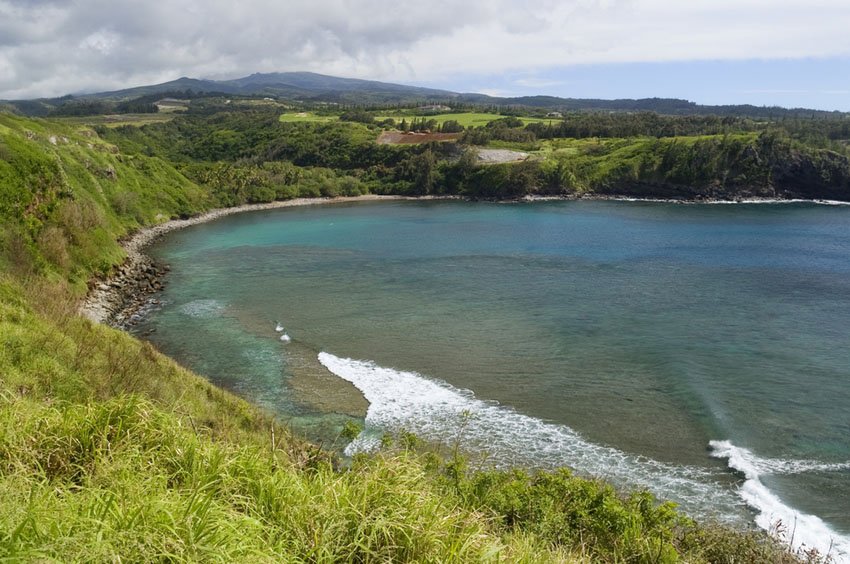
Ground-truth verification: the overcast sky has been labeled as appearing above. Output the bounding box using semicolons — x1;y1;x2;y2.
2;0;850;109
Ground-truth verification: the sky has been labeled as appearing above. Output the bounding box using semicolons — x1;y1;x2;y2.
1;0;850;110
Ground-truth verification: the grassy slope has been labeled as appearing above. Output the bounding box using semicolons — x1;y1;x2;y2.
281;111;558;127
0;113;813;562
0;113;209;291
374;112;559;127
279;112;339;124
55;113;178;129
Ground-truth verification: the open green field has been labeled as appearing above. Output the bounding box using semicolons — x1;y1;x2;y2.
375;112;559;127
279;111;560;128
56;113;178;128
279;111;339;123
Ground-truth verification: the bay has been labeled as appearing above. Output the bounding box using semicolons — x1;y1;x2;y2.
134;200;850;557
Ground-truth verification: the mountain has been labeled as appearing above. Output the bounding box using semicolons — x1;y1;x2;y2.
2;71;847;119
87;76;232;99
0;72;458;115
79;71;456;104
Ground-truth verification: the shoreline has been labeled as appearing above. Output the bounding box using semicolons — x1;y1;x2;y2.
519;194;850;206
79;192;849;326
79;195;423;325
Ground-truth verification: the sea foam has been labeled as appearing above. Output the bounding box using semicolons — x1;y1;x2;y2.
317;352;742;520
178;299;225;318
710;440;850;561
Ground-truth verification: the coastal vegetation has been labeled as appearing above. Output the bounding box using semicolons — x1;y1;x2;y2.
0;96;845;561
85;100;850;203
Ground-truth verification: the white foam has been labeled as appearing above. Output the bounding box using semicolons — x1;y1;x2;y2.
710;440;850;561
603;197;850;206
702;198;850;206
810;199;850;206
317;352;742;520
178;299;225;318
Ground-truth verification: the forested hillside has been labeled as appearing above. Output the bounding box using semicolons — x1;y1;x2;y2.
80;102;850;203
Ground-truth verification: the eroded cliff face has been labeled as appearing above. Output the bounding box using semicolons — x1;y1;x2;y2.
600;139;850;202
769;147;850;200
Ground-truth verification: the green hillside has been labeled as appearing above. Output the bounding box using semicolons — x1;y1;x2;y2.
0;111;824;562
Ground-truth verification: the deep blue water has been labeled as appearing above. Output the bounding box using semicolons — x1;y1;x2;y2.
135;200;850;557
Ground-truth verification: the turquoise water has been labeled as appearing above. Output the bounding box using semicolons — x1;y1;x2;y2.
135;200;850;557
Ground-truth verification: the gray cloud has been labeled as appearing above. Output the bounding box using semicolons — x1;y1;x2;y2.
1;0;849;99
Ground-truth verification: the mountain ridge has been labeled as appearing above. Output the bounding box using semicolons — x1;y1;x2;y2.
2;70;847;118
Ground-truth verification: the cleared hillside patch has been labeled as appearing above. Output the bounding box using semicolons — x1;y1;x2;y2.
279;112;338;123
376;111;559;128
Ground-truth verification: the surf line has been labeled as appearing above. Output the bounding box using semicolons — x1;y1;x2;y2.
318;352;850;561
710;440;850;560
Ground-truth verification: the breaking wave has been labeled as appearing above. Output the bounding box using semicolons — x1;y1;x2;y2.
710;440;850;560
318;352;742;520
318;352;850;560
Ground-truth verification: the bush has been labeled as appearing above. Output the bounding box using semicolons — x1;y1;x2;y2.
35;226;70;270
451;466;682;562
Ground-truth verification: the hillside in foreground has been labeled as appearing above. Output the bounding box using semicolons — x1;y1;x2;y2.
0;111;829;561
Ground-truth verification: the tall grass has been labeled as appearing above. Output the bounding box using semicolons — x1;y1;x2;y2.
0;396;526;561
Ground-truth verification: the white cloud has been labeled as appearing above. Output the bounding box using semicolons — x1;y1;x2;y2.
1;0;849;99
79;30;119;54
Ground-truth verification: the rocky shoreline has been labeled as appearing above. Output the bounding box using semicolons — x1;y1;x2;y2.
78;195;412;326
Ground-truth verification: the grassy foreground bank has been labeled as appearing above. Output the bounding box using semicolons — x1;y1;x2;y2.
0;112;820;562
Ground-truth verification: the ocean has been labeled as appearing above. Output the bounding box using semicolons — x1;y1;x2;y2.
134;200;850;559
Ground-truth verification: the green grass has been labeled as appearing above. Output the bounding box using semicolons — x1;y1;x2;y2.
0;112;209;289
279;112;339;123
279;111;559;128
56;113;178;128
376;112;559;128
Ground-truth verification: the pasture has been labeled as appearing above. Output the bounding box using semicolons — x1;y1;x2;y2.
375;112;560;127
56;113;177;128
278;111;561;128
279;112;339;123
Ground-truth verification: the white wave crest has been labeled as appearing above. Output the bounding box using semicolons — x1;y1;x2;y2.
710;440;850;561
605;197;850;206
317;352;742;520
178;299;225;318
